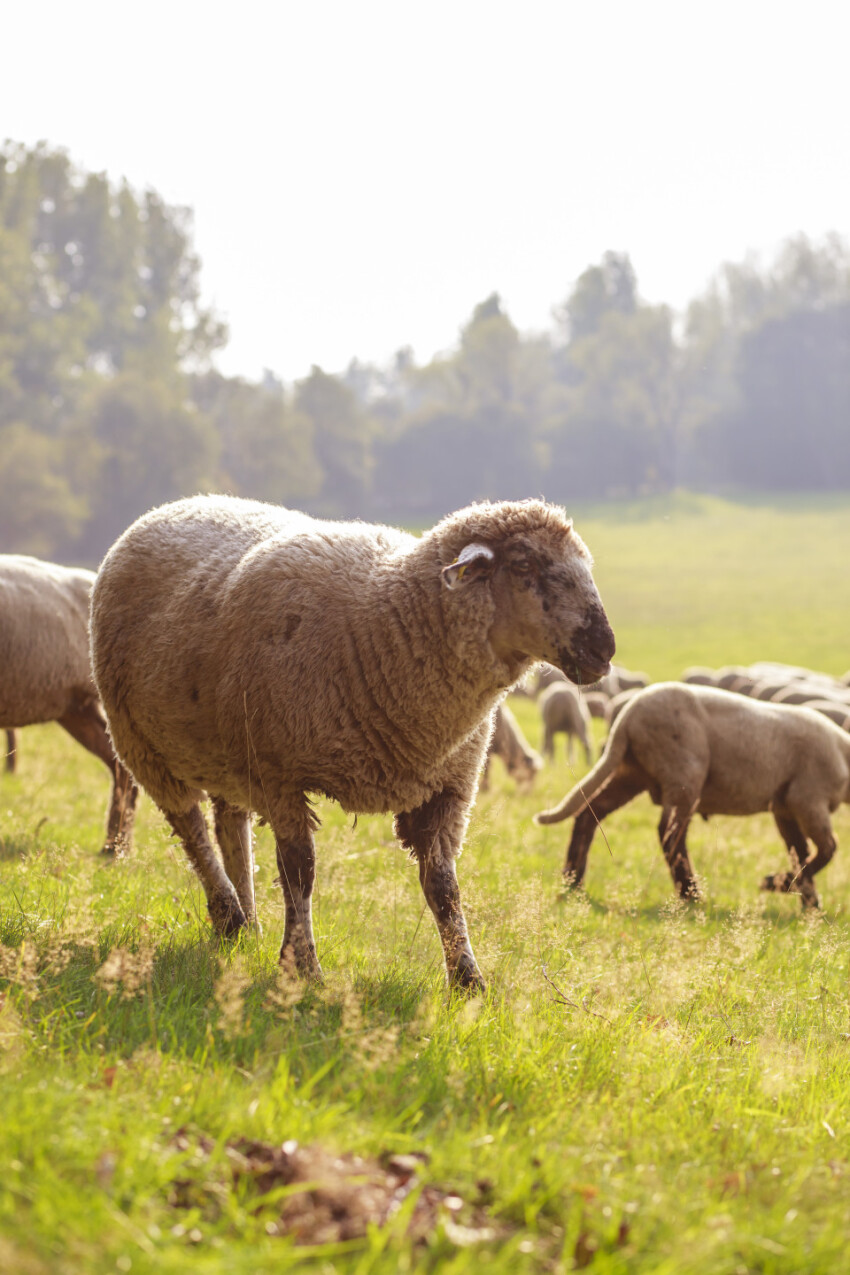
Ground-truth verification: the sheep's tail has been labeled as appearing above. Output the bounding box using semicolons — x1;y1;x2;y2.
534;722;629;825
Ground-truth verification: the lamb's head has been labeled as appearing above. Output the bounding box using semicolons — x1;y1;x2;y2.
437;499;615;685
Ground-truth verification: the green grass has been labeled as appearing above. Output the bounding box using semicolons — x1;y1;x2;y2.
2;493;850;1273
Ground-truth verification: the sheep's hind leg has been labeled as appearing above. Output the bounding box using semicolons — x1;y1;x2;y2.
396;790;485;994
58;700;139;855
213;799;257;925
658;801;700;900
564;768;646;888
166;804;247;937
271;804;321;979
762;812;810;902
4;729;16;774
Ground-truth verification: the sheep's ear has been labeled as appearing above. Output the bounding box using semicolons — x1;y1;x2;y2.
441;542;495;590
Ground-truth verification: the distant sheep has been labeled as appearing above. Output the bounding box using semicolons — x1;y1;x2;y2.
481;703;542;792
535;682;850;909
0;555;138;853
606;686;641;727
91;496;615;992
539;682;593;766
806;700;850;732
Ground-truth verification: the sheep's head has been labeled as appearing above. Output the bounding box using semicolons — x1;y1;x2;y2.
440;501;615;686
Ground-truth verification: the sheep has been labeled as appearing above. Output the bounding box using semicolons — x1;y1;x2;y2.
3;730;14;774
90;495;615;992
480;703;542;793
535;682;850;909
583;691;609;720
0;555;138;854
539;682;593;766
605;686;641;727
771;682;850;708
806;701;850;732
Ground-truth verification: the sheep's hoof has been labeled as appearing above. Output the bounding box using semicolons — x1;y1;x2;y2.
760;872;791;894
279;941;323;982
208;894;248;937
448;953;486;996
561;870;584;892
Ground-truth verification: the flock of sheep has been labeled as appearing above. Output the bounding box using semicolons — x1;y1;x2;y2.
2;495;849;994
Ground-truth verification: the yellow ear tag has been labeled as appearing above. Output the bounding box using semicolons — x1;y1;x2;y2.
455;562;469;581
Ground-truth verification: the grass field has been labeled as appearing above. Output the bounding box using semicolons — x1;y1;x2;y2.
2;492;850;1273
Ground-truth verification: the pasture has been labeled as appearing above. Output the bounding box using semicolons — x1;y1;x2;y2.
2;493;850;1273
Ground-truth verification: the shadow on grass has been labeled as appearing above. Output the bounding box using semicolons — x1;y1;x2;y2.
560;887;818;928
2;932;434;1071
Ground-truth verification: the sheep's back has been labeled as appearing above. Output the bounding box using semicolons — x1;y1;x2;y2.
91;495;428;812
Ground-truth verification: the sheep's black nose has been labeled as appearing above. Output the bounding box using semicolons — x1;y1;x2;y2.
582;607;616;665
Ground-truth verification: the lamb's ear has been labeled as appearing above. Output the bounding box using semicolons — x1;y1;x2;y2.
441;542;495;590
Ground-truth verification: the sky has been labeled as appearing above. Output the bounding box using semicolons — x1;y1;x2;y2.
3;0;849;383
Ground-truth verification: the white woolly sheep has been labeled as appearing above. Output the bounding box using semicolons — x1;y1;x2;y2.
539;682;593;766
535;682;850;909
481;703;542;793
91;495;615;992
0;555;138;853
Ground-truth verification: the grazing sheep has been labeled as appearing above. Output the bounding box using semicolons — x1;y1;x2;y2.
481;703;542;793
0;555;138;853
539;682;593;766
771;682;850;708
532;663;567;697
806;701;850;732
3;729;14;774
682;667;716;686
91;495;615;991
606;686;640;727
535;682;850;909
584;691;609;720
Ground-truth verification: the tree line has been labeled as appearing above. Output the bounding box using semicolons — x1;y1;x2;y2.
2;140;849;563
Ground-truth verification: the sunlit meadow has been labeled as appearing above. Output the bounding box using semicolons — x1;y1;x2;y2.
2;494;850;1273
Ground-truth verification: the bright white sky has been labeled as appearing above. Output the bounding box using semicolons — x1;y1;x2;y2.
3;0;849;383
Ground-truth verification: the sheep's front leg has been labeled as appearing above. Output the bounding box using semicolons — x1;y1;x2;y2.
4;729;16;774
213;799;257;925
395;790;485;994
271;806;322;979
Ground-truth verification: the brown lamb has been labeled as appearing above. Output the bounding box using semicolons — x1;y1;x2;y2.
91;495;615;992
0;555;138;853
535;682;850;909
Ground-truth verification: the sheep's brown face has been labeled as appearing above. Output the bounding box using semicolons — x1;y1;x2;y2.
445;531;615;685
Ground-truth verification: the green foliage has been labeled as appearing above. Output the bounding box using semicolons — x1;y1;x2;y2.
1;139;849;561
2;499;850;1271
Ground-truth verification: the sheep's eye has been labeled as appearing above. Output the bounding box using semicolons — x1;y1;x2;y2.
512;559;532;574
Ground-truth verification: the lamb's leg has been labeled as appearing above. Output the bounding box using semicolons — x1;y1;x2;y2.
212;799;257;924
582;727;593;768
762;812;809;899
658;802;700;899
542;725;554;762
395;790;484;993
165;803;247;936
57;701;139;855
4;729;16;774
564;767;646;887
567;732;576;767
273;820;322;980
